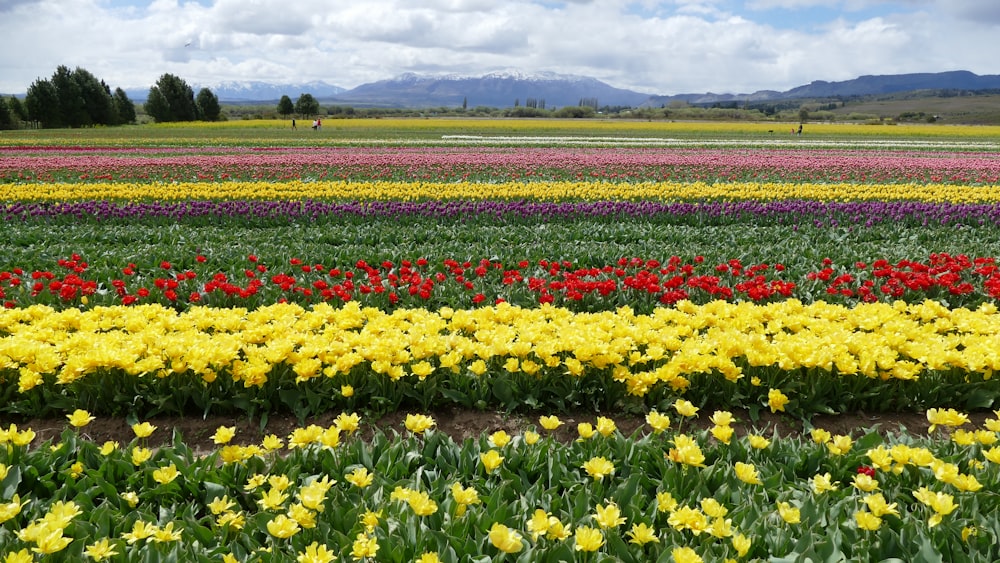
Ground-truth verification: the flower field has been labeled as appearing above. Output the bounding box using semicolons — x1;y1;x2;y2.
1;119;1000;561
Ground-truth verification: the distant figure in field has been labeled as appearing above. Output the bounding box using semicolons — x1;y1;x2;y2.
312;119;318;130
292;119;296;129
798;123;803;135
317;118;322;130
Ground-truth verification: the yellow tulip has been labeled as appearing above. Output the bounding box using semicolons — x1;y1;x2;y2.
767;388;789;413
539;415;563;431
855;510;882;531
480;450;504;473
574;526;605;551
404;413;436;434
581;456;616;481
627;522;659;545
266;514;300;538
345;467;374;489
645;410;671;433
296;542;336;563
212;426;236;445
131;422;157;438
593;502;626;529
777;501;800;524
734;462;762;485
671;546;704;563
673;399;699;418
67;409;95;428
488;522;523;553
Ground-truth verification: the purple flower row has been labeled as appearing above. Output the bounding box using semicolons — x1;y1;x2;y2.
5;199;1000;226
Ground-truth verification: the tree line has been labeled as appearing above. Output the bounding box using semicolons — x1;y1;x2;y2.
276;93;321;117
143;73;221;123
3;65;135;129
3;68;225;129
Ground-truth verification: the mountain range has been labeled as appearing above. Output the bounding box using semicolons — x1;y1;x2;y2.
325;71;650;109
123;70;1000;109
645;70;1000;107
123;80;346;104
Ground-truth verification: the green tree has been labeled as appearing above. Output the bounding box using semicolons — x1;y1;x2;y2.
21;66;130;128
8;96;28;122
0;96;13;130
196;87;221;121
294;93;319;116
25;78;61;128
277;95;294;116
143;88;170;123
553;106;595;118
52;65;88;127
113;88;136;124
145;73;198;122
73;68;116;126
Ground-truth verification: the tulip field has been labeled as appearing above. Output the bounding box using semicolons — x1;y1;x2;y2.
2;119;1000;561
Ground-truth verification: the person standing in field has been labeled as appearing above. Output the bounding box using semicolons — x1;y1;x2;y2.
292;118;296;129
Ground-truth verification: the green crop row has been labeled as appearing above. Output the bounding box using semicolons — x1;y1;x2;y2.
3;217;998;278
3;409;1000;562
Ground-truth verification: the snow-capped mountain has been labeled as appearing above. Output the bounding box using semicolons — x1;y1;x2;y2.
204;80;346;102
115;70;1000;109
125;80;345;102
328;71;650;109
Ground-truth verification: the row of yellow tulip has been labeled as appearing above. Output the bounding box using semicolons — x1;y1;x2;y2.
2;300;998;397
2;406;998;561
4;180;998;203
135;118;1000;138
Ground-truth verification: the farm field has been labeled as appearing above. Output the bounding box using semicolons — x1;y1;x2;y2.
1;118;1000;561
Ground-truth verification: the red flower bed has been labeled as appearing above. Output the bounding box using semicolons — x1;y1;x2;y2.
3;252;999;311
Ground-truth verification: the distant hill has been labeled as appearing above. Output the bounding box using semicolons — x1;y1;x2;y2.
326;71;651;109
125;80;345;103
782;70;1000;98
112;70;1000;109
645;70;1000;107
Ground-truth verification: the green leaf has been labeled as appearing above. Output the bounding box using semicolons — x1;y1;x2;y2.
0;465;21;499
915;537;944;563
440;388;470;406
492;378;514;405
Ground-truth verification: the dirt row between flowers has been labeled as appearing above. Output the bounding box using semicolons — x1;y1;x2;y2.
3;407;987;456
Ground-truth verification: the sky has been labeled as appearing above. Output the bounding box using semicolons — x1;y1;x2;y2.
1;0;998;96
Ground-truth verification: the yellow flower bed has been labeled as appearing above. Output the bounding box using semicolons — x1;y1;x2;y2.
2;300;998;396
4;180;999;203
147;118;1000;138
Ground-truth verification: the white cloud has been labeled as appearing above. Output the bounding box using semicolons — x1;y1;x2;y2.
0;0;995;96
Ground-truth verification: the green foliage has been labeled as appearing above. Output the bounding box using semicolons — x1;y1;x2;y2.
112;87;136;124
25;77;61;128
196;87;222;121
20;67;132;128
52;65;88;127
294;93;320;116
0;96;13;130
8;95;28;121
143;87;170;123
553;106;596;118
276;94;294;116
74;67;117;126
145;73;199;123
2;421;1000;560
